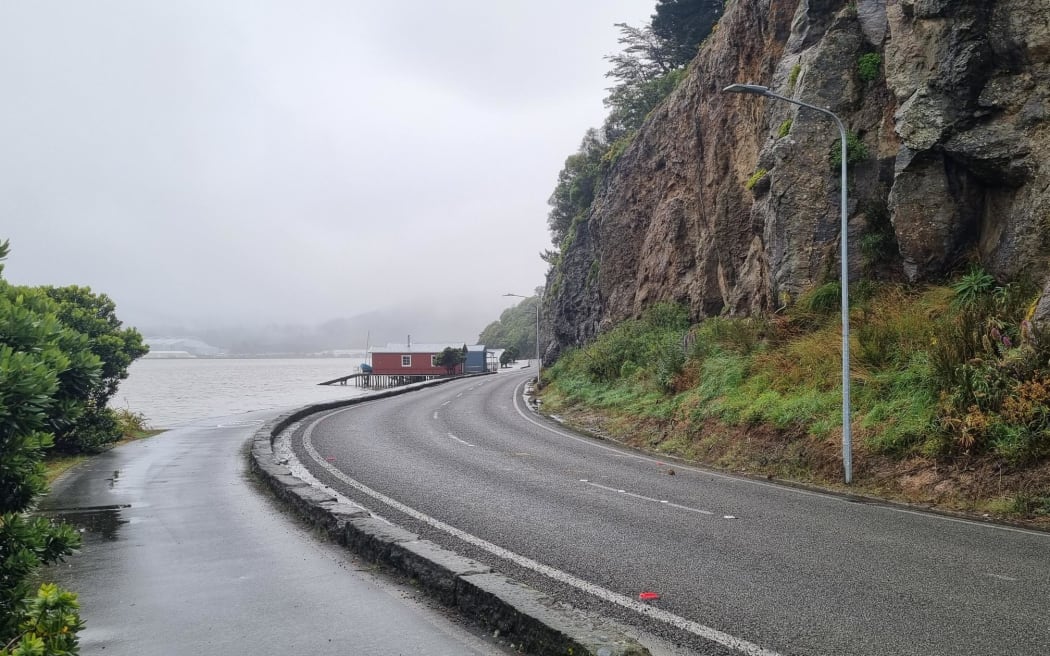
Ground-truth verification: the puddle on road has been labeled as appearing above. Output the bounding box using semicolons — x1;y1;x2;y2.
38;504;132;542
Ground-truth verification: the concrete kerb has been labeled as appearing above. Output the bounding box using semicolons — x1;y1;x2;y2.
248;373;650;656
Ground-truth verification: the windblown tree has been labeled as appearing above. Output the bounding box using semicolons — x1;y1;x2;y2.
547;129;607;245
546;2;722;248
651;0;724;68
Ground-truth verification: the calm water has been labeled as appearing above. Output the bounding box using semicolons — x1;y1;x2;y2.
112;358;369;428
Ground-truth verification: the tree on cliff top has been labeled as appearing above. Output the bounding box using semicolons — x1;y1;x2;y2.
651;0;724;68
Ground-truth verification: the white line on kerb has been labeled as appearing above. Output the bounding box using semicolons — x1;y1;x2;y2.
302;407;782;656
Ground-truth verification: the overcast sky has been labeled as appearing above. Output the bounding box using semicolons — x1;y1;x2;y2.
0;0;653;340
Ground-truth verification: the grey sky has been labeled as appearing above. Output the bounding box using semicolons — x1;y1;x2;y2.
0;0;653;341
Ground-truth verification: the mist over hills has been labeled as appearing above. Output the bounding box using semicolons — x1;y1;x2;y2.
140;300;498;356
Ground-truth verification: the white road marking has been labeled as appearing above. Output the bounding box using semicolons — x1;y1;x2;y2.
302;408;782;656
583;481;714;516
511;378;1050;539
984;573;1018;582
441;401;451;406
433;412;439;420
447;433;475;447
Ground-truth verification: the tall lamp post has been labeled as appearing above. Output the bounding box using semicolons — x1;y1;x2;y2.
723;83;852;484
503;293;541;381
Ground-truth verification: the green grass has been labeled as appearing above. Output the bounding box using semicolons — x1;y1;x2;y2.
542;280;1050;473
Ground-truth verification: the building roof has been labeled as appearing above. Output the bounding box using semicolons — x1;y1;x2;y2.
370;343;479;354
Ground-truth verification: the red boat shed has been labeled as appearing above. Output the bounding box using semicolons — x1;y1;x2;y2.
369;343;465;376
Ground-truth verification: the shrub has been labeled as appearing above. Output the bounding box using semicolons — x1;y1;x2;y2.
787;64;801;91
113;407;151;437
857;53;882;82
745;168;768;190
798;282;841;314
830;132;869;168
951;267;996;310
777;119;793;138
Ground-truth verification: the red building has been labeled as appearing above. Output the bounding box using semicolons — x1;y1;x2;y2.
369;343;465;376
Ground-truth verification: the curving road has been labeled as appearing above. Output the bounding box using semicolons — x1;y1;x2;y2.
290;369;1050;656
40;410;514;656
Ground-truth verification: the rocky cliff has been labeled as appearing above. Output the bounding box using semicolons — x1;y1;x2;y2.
543;0;1050;360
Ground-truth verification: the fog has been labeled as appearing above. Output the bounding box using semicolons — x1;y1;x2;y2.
0;0;653;350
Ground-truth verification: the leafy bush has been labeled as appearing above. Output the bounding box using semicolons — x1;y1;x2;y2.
0;584;83;656
830;132;869;168
857;53;882;82
0;242;86;651
777;119;792;138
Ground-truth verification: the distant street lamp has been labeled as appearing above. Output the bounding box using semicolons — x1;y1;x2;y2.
723;83;853;484
503;293;541;381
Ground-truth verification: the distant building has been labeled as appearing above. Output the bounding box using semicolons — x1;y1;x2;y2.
370;343;468;376
464;344;489;373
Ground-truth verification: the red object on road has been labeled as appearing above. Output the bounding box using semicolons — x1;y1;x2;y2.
325;456;336;462
638;592;660;601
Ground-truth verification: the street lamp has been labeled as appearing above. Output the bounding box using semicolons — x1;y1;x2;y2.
503;293;541;381
723;82;853;484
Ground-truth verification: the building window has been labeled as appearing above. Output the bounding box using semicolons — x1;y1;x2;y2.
431;355;439;367
401;355;411;367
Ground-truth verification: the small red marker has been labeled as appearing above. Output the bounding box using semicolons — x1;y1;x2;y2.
638;591;660;601
325;456;336;462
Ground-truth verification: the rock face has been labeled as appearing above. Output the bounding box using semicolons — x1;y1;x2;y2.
543;0;1050;360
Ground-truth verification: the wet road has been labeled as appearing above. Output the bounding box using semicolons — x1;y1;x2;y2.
39;411;512;655
291;369;1050;656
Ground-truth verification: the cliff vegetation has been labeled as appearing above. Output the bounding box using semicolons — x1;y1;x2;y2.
535;0;1050;521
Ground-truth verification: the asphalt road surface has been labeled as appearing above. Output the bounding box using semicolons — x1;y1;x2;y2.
39;411;515;656
290;369;1050;656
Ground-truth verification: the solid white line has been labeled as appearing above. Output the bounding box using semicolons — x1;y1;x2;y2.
301;409;782;656
583;480;714;516
510;378;1050;539
447;433;475;447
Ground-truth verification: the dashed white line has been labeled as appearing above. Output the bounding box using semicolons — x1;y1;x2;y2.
447;433;475;447
582;480;715;516
512;378;1050;539
301;410;782;656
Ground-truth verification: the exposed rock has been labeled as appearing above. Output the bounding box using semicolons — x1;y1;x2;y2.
543;0;1050;360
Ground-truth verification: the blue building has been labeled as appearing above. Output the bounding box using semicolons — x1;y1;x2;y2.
464;344;489;373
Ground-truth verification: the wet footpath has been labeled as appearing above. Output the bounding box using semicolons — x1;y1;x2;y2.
39;411;513;655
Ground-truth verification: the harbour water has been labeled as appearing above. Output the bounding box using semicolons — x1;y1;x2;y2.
112;357;369;428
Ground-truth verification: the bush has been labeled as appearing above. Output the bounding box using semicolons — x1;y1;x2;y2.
777;119;792;138
745;169;768;190
787;64;801;91
830;132;869;168
798;282;841;314
0;251;87;650
857;53;882;82
113;407;151;436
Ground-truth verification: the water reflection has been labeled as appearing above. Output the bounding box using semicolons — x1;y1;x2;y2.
40;504;131;542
